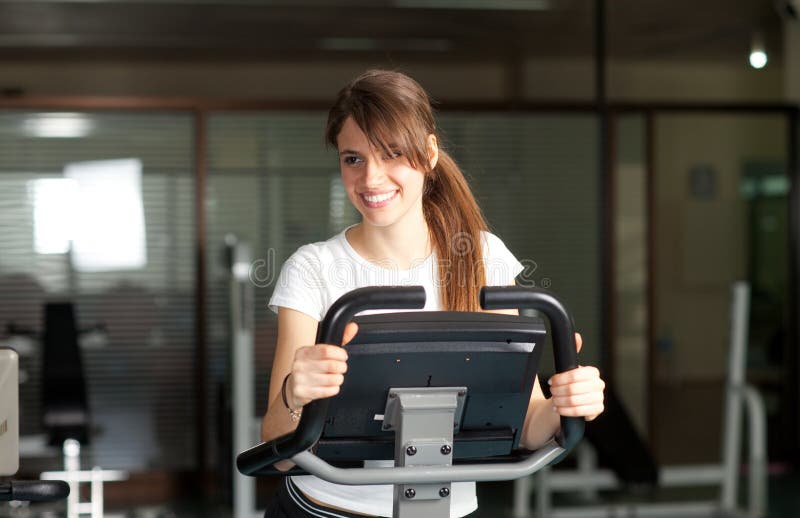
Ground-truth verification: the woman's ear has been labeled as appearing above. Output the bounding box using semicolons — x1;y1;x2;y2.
427;134;439;170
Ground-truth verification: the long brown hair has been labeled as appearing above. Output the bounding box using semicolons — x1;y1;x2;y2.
325;69;488;311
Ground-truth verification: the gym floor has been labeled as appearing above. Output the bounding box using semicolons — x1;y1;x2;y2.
9;472;790;517
471;472;800;518
0;473;800;518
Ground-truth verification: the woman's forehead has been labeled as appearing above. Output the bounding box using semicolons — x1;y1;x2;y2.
337;117;399;153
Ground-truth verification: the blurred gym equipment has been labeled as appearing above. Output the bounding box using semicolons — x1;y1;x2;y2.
513;282;767;518
1;347;70;505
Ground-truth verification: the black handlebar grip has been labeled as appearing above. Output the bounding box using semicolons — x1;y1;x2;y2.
237;286;426;476
480;286;585;454
0;481;70;502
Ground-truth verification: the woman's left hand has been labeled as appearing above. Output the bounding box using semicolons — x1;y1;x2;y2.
548;333;605;421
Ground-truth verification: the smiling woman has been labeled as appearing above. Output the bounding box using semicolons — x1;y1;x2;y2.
324;69;489;312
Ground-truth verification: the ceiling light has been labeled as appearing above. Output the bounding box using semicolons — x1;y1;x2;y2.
749;32;768;69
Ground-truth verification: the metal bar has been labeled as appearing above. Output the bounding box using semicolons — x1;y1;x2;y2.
789;108;800;464
66;480;79;518
659;465;726;486
595;0;613;382
600;112;616;384
90;468;102;518
535;468;551;518
64;439;79;518
40;470;127;482
1;96;798;114
546;470;619;491
742;385;768;518
577;445;599;501
721;282;750;510
645;108;657;448
231;240;256;518
547;501;720;518
599;104;798;113
0;97;334;111
512;474;530;518
594;0;606;105
1;349;19;477
291;442;563;486
389;388;459;518
193;108;209;488
542;464;724;491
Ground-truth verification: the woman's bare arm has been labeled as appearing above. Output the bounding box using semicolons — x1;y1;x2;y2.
260;307;357;471
260;307;319;444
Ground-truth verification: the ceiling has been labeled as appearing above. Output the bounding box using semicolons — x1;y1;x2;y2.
0;0;788;63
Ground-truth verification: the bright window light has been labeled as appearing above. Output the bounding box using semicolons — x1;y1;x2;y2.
29;178;79;254
22;113;94;138
64;159;148;272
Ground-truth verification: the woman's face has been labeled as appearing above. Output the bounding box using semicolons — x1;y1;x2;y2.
337;116;434;229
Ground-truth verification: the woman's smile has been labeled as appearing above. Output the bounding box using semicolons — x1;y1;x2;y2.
359;189;399;208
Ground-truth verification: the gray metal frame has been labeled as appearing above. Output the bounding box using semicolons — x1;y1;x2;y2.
290;385;566;518
40;439;127;518
0;349;19;477
387;387;463;517
227;237;260;518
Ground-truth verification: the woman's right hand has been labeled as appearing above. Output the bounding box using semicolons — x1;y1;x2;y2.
283;322;359;409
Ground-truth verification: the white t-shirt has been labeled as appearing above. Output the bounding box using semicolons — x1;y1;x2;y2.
268;224;524;517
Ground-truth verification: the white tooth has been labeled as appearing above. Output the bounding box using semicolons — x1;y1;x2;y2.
364;191;395;203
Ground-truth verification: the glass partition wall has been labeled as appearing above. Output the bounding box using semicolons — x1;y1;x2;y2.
651;112;793;464
610;110;798;465
613;114;649;439
0;111;196;471
1;104;797;495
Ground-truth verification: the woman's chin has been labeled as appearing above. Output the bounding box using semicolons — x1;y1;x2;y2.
354;206;393;227
359;216;396;228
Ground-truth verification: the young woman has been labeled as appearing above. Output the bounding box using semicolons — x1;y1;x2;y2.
261;69;606;517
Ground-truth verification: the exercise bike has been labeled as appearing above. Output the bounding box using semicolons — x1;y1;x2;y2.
237;285;585;518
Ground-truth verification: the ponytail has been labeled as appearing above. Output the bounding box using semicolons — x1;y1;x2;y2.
424;151;488;311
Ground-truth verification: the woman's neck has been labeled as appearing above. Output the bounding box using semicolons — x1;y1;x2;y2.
347;212;431;270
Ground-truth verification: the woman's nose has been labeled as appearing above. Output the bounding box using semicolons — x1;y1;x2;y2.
363;159;386;186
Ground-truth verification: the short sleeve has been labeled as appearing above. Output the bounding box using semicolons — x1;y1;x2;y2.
483;232;524;287
268;247;326;321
